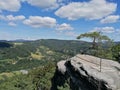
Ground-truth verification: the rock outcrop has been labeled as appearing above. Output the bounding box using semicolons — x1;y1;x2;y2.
51;54;120;90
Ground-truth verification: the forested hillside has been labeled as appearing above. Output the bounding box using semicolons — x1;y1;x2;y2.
0;39;92;72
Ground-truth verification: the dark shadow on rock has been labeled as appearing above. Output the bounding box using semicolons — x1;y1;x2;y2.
50;65;69;90
51;60;112;90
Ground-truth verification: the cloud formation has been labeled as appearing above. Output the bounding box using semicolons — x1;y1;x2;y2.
55;0;117;20
0;0;21;12
100;15;120;24
91;27;115;33
56;23;76;37
0;0;64;12
0;14;25;26
0;15;25;21
6;15;25;21
23;16;57;28
56;23;74;31
24;0;60;10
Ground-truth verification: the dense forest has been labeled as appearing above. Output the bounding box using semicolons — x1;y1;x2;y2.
0;39;119;90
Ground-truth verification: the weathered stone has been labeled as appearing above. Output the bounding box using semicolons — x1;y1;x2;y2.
51;54;120;90
57;60;66;74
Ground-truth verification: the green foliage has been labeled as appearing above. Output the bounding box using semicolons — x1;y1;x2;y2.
57;81;70;90
77;32;111;49
77;32;110;41
1;40;77;73
77;32;113;60
0;58;48;73
0;62;56;90
40;39;91;56
112;43;120;61
0;73;34;90
0;42;12;48
30;62;56;90
77;32;101;39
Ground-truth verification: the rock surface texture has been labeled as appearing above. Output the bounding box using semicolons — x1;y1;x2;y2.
51;54;120;90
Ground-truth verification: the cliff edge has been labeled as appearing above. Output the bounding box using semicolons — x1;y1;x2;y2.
51;54;120;90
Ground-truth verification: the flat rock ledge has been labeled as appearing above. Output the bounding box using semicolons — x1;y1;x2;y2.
51;54;120;90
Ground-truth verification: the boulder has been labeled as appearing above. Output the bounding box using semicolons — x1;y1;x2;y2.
51;54;120;90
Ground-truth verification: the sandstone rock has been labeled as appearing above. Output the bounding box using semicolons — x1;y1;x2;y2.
57;60;66;74
51;54;120;90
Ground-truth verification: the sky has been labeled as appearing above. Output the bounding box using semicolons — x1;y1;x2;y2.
0;0;120;41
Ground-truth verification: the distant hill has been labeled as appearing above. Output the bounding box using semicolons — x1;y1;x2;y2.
114;41;120;44
9;39;32;42
39;39;91;54
0;39;118;73
0;42;12;48
0;39;91;73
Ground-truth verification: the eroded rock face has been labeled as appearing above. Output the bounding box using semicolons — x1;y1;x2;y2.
51;54;120;90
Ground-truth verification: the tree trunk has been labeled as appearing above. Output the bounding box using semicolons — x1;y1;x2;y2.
92;37;96;49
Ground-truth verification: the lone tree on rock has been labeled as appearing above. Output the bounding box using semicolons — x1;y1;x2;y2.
77;32;111;49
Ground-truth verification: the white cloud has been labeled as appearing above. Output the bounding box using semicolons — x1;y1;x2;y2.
56;23;74;31
56;23;76;37
23;16;57;28
0;0;21;12
100;15;120;24
24;0;60;10
6;15;25;21
91;27;115;33
8;22;17;26
55;0;117;20
0;14;25;21
0;14;25;26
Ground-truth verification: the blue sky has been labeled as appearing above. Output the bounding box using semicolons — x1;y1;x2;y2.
0;0;120;41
